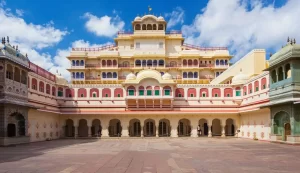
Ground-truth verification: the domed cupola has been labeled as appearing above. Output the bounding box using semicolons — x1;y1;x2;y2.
162;72;172;80
126;72;136;80
55;71;68;85
134;16;141;21
158;16;164;21
231;69;250;85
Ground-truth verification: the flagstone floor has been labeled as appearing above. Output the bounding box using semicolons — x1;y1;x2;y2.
0;138;300;173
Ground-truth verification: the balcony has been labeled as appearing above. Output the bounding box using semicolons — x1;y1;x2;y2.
71;65;85;69
118;64;134;69
126;95;174;100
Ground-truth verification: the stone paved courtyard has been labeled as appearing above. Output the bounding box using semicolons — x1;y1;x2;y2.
0;138;300;173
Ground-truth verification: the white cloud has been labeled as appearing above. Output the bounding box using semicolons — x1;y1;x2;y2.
15;9;23;16
0;5;69;79
165;7;185;29
0;0;6;7
83;12;125;37
182;0;300;62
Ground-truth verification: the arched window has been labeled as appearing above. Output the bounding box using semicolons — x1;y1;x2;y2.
122;61;129;67
248;83;253;94
188;88;196;97
46;84;50;94
135;60;141;66
163;86;172;96
135;24;141;30
114;88;123;97
200;88;209;97
216;60;219;66
14;67;20;82
102;60;106;66
153;60;158;66
254;81;259;92
80;60;84;66
58;87;64;97
72;60;75;66
216;72;220;77
107;72;112;78
175;88;184;97
188;60;193;66
52;86;56;96
278;67;283;81
128;86;136;96
78;88;87;97
80;72;84;78
220;60;224;65
102;88;111;97
102;72;107;78
224;88;233;97
113;72;117;78
39;81;44;92
113;60;117;66
188;72;193;78
212;88;221;97
183;60;187;66
66;88;74;97
194;72;198;78
153;24;157;30
261;77;267;90
147;24;152;30
142;24;146;30
193;59;198;66
243;86;247;96
76;72;80;78
158;60;164;66
147;60;152;66
76;60;79;66
146;86;152;96
158;24;163;30
170;61;177;67
6;64;13;80
271;70;277;83
72;72;75;79
225;60;228;65
90;88;99;97
107;60;112;66
235;87;241;96
183;72;187;78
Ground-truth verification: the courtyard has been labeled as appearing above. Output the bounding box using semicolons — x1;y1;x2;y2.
0;138;300;173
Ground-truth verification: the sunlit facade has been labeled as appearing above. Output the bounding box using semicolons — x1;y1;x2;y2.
1;15;299;146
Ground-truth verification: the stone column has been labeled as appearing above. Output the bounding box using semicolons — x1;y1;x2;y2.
155;121;159;137
171;119;178;137
74;126;78;138
208;124;212;137
60;126;65;138
221;125;225;137
121;120;129;137
235;125;239;137
141;121;144;137
191;120;198;137
88;126;92;137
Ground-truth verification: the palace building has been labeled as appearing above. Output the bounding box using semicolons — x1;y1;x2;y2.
0;15;300;146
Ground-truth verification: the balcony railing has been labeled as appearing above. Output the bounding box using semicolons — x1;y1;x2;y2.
72;44;116;51
182;43;228;51
117;30;182;35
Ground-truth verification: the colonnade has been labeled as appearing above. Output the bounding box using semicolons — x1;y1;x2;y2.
61;117;238;138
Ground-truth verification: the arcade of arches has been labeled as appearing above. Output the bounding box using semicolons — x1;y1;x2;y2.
62;117;237;138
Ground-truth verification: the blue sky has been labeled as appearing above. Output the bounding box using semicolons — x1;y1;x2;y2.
0;0;299;80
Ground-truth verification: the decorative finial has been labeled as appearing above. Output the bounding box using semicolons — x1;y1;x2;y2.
16;45;18;51
3;37;5;44
148;6;152;14
7;36;9;44
12;45;15;49
1;37;4;44
25;53;28;57
294;38;296;44
287;37;290;43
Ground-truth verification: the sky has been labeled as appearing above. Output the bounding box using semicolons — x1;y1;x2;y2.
0;0;299;81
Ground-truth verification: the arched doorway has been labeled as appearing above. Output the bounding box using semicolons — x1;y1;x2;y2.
144;119;155;137
65;119;74;137
178;119;191;137
129;119;141;137
78;119;88;137
109;119;122;137
212;119;221;136
7;113;26;137
91;119;102;137
284;123;291;141
273;111;290;141
159;119;171;137
198;119;208;136
225;118;235;136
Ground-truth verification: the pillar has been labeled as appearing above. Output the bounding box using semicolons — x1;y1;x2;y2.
155;121;159;137
191;120;198;137
171;120;178;137
74;126;78;138
141;120;144;137
101;119;109;137
121;120;129;137
88;126;92;137
221;125;225;137
235;125;238;137
208;124;212;137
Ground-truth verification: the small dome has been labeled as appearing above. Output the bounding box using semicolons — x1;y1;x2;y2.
158;16;164;21
134;16;141;21
55;73;68;85
162;72;172;80
231;70;249;85
126;73;136;80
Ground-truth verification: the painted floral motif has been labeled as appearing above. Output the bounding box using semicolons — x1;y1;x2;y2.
36;122;39;129
43;132;47;138
43;122;47;128
36;132;39;138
